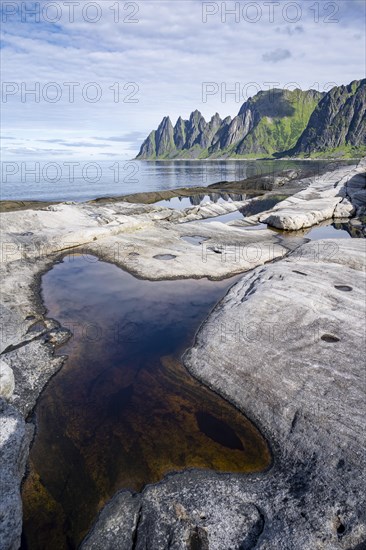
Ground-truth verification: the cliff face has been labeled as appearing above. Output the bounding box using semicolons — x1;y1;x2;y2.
290;79;366;156
136;80;366;159
155;117;175;157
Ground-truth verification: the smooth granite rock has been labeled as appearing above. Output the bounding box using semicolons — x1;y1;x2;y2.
0;360;15;399
0;161;365;549
260;162;365;230
81;491;142;550
0;400;32;550
184;239;366;549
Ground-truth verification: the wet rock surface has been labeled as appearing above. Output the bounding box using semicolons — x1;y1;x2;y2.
0;161;365;549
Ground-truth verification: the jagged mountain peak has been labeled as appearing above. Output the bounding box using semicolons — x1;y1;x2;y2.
189;110;205;123
159;116;173;127
136;80;365;160
210;112;222;124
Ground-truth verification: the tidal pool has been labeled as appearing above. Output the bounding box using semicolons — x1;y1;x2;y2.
21;256;270;549
271;220;354;240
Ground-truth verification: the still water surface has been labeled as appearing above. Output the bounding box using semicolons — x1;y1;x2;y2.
22;256;271;549
1;159;346;202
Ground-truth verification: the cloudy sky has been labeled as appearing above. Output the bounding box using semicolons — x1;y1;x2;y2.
1;0;365;159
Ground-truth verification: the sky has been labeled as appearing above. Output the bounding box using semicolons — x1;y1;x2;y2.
1;0;365;159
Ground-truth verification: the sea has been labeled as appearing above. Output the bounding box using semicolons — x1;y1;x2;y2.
0;159;354;202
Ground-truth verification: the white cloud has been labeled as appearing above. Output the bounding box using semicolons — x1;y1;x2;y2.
1;0;365;158
262;49;292;63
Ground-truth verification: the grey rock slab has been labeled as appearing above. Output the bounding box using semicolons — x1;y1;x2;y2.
5;338;66;416
259;162;365;230
82;472;269;550
0;360;15;399
135;476;265;550
345;167;366;216
183;239;366;549
0;400;32;550
86;221;290;280
81;491;142;550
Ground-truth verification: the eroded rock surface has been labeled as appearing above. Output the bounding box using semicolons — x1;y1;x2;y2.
260;162;365;229
0;401;32;550
0;360;15;399
0;161;365;549
84;240;366;550
184;239;366;548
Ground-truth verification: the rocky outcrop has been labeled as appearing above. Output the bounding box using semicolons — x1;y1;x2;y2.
291;79;366;156
183;238;366;549
258;162;365;230
81;491;141;550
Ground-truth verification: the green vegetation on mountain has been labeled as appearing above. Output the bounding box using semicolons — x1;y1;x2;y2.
136;80;366;160
289;79;366;158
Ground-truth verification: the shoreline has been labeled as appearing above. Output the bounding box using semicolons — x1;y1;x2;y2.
0;160;365;549
133;157;364;162
0;160;351;213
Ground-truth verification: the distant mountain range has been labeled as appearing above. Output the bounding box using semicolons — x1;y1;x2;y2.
136;79;366;160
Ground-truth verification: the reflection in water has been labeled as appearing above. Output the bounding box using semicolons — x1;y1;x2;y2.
272;220;355;240
303;222;352;240
153;192;246;210
1;159;342;202
22;256;270;549
239;197;285;217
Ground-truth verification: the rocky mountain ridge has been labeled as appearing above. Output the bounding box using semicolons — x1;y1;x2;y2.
289;79;366;156
136;79;366;160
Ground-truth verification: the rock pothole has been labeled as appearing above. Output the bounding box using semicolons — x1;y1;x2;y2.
207;246;222;255
321;334;340;343
188;526;209;550
153;254;177;260
26;321;46;334
336;518;346;537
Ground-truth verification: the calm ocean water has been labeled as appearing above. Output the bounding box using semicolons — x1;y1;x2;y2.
0;159;352;202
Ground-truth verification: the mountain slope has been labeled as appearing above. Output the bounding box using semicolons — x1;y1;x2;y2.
136;80;366;160
289;79;366;157
233;89;322;156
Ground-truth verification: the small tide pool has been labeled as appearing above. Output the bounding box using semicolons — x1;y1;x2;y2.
21;256;271;549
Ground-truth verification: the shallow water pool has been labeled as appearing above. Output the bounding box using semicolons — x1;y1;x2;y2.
22;256;270;549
